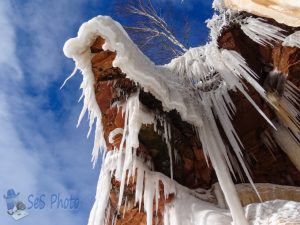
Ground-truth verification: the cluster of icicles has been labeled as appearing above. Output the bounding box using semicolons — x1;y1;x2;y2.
63;7;300;225
89;92;176;225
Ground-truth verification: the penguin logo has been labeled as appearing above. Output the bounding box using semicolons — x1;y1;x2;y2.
4;189;29;220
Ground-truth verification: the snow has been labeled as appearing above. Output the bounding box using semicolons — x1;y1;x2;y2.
63;11;300;225
164;190;232;225
206;10;232;43
164;187;300;225
212;0;226;11
108;128;124;144
245;200;300;224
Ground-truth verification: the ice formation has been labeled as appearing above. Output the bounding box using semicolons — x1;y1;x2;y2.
280;81;300;138
272;123;300;172
163;190;300;225
283;31;300;48
63;2;300;225
265;71;300;169
240;17;286;46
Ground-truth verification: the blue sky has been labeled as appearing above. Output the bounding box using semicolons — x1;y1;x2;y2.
0;0;212;224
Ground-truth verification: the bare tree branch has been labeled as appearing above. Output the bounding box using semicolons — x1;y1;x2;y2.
126;1;188;52
116;0;190;62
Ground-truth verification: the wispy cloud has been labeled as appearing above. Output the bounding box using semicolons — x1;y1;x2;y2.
0;0;22;82
10;0;83;89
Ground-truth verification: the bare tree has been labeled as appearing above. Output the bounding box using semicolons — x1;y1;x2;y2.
116;0;190;63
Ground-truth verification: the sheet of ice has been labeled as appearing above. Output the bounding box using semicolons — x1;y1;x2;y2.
283;31;300;49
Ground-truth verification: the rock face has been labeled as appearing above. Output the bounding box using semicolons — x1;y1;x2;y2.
88;12;300;223
235;183;300;207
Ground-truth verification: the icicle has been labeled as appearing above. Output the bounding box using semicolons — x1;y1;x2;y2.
122;197;128;218
135;166;145;212
143;174;156;225
104;203;111;225
87;156;112;225
197;118;250;225
272;123;300;173
60;64;78;89
260;130;277;160
281;81;300;133
91;119;104;168
240;17;286;46
155;177;160;215
163;118;173;180
174;148;181;164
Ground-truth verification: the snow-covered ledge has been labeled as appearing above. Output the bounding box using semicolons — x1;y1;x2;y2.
223;0;300;27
